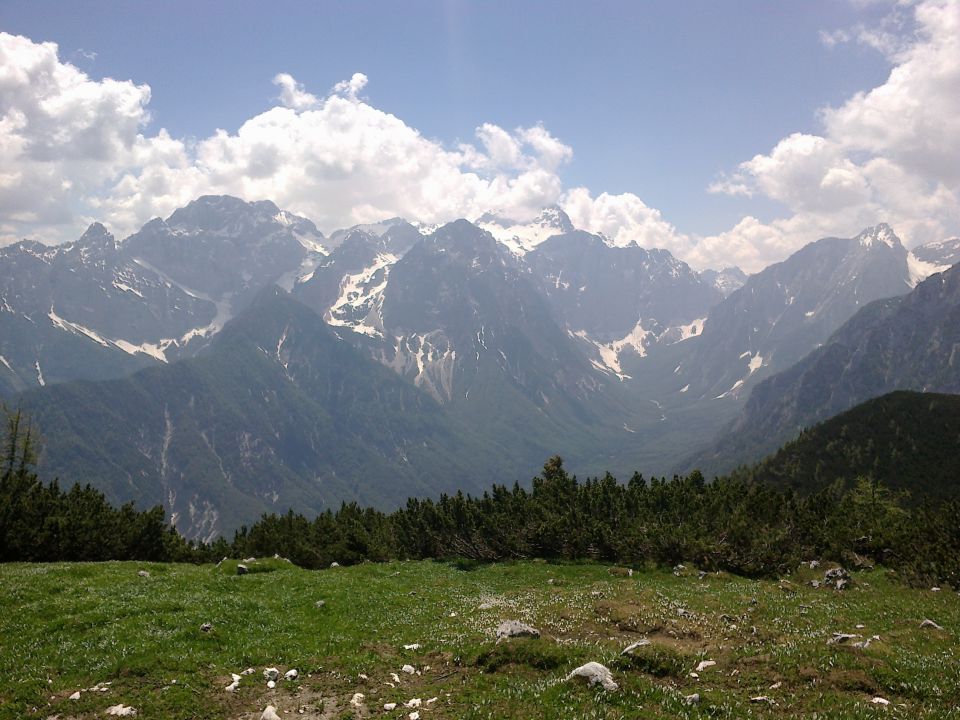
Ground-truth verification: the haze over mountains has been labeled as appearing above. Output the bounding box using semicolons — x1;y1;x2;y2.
2;195;958;536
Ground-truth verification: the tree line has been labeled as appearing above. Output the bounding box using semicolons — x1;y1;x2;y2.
2;410;957;587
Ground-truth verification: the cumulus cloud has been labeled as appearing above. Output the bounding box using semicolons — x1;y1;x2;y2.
706;0;960;271
0;32;585;245
561;188;690;256
0;32;153;242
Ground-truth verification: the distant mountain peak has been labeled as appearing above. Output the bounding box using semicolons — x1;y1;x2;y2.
75;222;116;249
476;206;576;255
856;223;900;249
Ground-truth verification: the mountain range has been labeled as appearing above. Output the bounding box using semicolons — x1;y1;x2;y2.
2;195;957;536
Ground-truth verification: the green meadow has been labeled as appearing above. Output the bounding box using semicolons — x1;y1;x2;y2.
1;559;956;719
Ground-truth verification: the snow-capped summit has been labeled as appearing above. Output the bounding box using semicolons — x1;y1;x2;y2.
476;206;575;255
856;223;900;249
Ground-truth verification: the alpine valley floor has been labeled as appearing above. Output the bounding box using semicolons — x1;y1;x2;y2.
1;560;956;719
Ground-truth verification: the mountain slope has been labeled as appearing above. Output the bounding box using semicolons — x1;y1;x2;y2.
693;263;960;474
18;289;502;539
634;224;920;403
733;391;960;500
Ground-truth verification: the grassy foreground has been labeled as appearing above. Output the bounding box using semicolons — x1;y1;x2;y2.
0;560;957;719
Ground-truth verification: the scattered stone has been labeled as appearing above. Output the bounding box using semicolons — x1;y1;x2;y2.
824;567;852;590
495;620;540;641
349;693;365;707
809;560;820;569
565;662;618;692
409;713;420;720
314;600;325;608
676;608;693;618
856;624;866;629
673;564;686;575
852;635;880;649
621;639;651;655
694;660;716;672
827;632;860;645
403;643;421;650
404;698;422;708
243;557;256;563
810;580;821;589
231;674;242;682
401;664;416;675
689;672;699;679
200;622;212;633
225;680;239;692
698;570;707;580
330;562;340;568
237;564;249;576
750;696;774;704
684;693;700;705
383;703;397;711
477;602;494;610
769;681;782;690
260;706;281;720
390;672;401;684
137;570;150;578
267;680;276;689
105;705;137;717
920;619;944;631
68;691;81;701
264;668;280;681
284;669;298;681
872;697;891;706
932;587;941;592
241;668;255;675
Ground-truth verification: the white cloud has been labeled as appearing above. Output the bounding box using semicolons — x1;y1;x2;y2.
707;0;960;271
0;32;153;242
0;32;585;245
273;73;319;110
561;188;690;256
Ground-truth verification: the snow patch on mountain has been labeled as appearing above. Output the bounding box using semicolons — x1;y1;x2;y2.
382;332;457;402
906;252;950;288
325;252;398;337
477;207;575;255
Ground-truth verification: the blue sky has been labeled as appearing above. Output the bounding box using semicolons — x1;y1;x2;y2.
1;1;957;271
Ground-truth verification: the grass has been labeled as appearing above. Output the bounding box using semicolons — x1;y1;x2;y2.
0;559;957;719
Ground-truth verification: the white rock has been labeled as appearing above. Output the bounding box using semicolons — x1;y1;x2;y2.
330;562;340;568
383;703;397;711
225;681;239;692
409;713;420;720
105;705;137;717
267;680;276;689
231;673;242;682
750;696;774;704
684;693;700;705
137;570;150;578
695;660;716;672
403;643;421;650
390;672;401;683
920;618;944;630
404;698;422;708
426;697;437;705
350;693;365;707
477;602;494;610
872;696;891;706
401;664;416;675
264;668;280;681
621;639;651;655
565;662;618;692
241;668;255;675
495;620;540;641
69;691;81;701
260;706;281;720
284;669;298;681
827;632;860;645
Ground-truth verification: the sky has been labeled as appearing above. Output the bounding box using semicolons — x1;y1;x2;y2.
0;0;958;272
